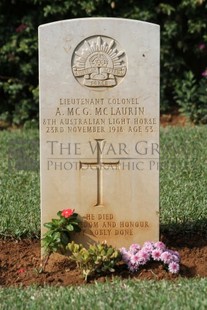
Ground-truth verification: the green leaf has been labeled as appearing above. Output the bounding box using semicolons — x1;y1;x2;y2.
43;222;53;229
52;231;61;240
66;224;74;231
73;226;81;232
51;219;60;226
61;232;70;245
57;211;62;217
107;247;114;256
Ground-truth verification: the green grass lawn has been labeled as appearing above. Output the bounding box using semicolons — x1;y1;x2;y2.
0;279;207;309
160;126;207;234
0;126;207;309
0;130;40;238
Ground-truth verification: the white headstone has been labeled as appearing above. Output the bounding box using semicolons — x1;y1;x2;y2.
39;18;160;251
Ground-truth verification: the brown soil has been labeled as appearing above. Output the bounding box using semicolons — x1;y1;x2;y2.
160;112;189;127
0;233;206;287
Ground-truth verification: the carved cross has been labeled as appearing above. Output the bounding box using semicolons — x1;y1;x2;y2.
80;139;120;207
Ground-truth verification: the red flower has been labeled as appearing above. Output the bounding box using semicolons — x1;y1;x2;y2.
16;24;27;33
61;209;74;218
18;268;25;274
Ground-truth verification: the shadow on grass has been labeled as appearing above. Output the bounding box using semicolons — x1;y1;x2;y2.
160;218;207;247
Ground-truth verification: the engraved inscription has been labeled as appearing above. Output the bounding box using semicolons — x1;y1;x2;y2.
81;213;150;237
41;96;158;135
72;36;127;89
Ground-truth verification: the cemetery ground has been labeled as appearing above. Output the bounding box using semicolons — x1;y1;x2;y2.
0;125;207;308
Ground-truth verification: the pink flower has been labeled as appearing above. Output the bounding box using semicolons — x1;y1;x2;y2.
122;252;131;263
167;250;180;262
120;241;180;274
120;247;127;254
201;68;207;77
61;209;74;218
129;243;141;254
137;253;149;265
172;255;180;263
139;249;150;261
168;261;180;274
131;253;140;265
160;251;173;264
151;249;162;261
129;263;138;272
154;241;166;251
198;43;206;50
143;242;154;252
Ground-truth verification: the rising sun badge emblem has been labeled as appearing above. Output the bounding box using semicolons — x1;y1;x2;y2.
72;35;127;89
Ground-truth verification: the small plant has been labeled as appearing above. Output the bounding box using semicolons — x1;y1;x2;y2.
42;209;81;255
120;241;180;274
68;241;121;281
174;71;207;124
